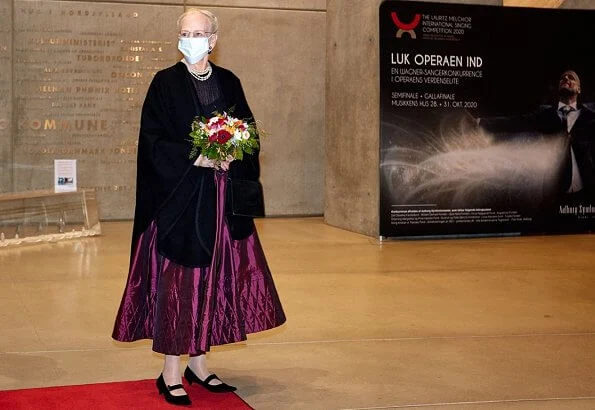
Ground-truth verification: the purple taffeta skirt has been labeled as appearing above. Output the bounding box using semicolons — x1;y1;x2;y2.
112;172;286;355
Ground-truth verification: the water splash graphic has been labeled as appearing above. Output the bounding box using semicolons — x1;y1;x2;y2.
381;113;566;211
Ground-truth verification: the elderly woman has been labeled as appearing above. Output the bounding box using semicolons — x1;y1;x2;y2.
112;8;286;406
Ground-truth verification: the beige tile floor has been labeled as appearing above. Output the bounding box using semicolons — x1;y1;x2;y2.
1;217;594;409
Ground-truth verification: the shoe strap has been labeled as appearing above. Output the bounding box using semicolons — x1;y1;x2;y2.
203;374;220;385
167;384;185;391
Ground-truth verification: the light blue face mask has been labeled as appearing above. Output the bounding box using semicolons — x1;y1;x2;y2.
178;37;210;64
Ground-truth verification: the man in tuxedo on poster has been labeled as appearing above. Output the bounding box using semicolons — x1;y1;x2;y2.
479;69;595;231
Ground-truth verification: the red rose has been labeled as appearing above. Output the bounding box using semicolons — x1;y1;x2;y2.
208;133;218;143
216;129;232;144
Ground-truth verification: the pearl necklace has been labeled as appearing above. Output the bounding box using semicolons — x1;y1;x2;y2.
189;63;212;81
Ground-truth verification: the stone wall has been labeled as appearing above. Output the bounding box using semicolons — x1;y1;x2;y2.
0;0;12;193
3;0;326;219
560;0;595;9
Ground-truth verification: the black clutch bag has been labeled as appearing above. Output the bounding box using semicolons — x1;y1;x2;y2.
227;178;265;217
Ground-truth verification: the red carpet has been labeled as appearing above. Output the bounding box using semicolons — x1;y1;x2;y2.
0;379;253;409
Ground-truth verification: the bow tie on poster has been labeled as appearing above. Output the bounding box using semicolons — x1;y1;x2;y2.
559;105;575;115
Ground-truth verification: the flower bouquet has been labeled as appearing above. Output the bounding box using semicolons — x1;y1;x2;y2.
189;111;260;165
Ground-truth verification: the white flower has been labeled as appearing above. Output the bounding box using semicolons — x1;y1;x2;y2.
242;130;250;140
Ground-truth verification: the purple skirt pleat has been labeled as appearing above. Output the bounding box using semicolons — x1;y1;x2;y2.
112;172;286;355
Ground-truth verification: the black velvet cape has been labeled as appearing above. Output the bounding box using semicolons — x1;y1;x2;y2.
131;62;260;267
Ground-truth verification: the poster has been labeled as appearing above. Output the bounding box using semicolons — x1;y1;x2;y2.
379;0;595;238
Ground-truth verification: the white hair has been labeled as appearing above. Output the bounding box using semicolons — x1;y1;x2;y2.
177;8;219;33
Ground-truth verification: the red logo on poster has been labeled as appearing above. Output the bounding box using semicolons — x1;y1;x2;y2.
391;12;421;39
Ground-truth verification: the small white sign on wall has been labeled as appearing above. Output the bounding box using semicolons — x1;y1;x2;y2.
54;159;77;193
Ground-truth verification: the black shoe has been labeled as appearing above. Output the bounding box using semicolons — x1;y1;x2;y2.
184;366;237;393
156;373;192;406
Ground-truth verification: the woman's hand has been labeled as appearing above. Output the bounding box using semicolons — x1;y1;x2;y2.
193;154;235;170
219;155;235;171
194;154;216;168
